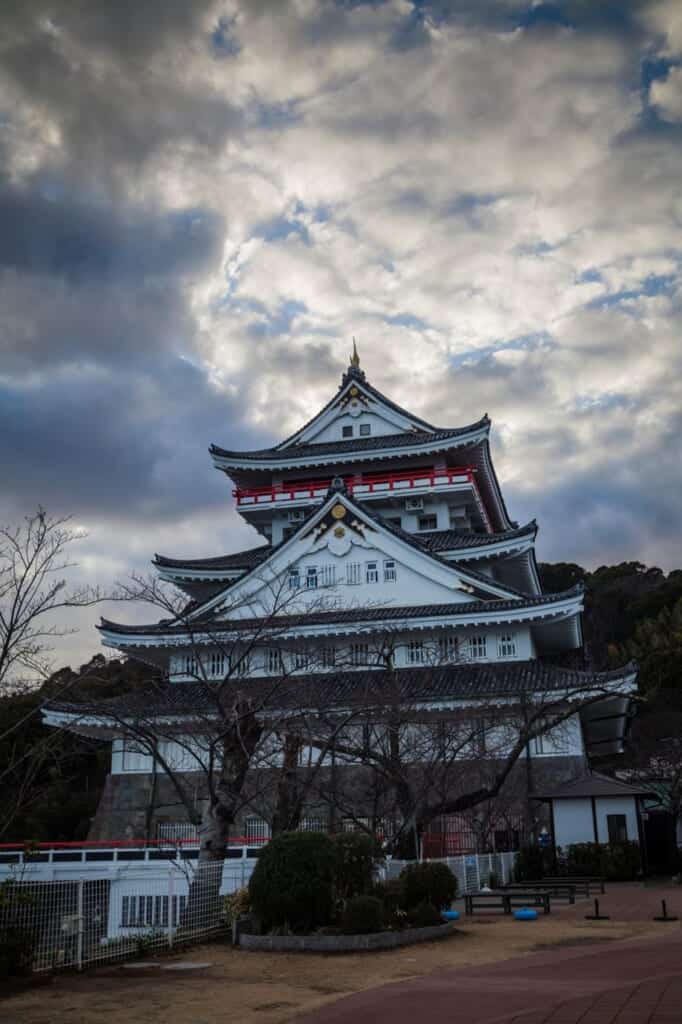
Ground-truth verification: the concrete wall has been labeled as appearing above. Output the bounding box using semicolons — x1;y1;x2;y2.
553;795;639;848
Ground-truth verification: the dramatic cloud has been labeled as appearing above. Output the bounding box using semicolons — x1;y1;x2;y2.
1;0;681;667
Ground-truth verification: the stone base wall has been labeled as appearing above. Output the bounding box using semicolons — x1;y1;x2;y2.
87;753;588;843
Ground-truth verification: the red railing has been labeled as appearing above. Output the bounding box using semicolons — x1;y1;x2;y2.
233;466;477;505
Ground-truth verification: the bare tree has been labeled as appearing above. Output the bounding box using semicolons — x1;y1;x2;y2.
0;508;100;691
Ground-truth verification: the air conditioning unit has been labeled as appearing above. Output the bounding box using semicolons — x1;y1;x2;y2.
405;497;424;512
288;509;306;524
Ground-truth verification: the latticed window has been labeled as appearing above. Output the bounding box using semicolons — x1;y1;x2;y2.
346;562;362;585
294;649;309;671
439;635;458;663
321;646;336;669
184;654;199;676
351;642;370;666
209;651;226;677
230;652;250;677
497;633;517;658
267;648;283;674
245;817;270;843
407;640;425;665
365;561;379;584
289;568;300;589
468;635;487;660
306;566;318;589
299;816;326;832
320;564;336;587
383;559;397;582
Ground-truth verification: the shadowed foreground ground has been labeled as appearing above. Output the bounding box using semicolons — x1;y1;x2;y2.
2;883;681;1024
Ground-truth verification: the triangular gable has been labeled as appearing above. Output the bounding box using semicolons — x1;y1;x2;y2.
182;487;526;625
276;363;437;450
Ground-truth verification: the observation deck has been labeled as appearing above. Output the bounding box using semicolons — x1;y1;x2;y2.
233;465;492;531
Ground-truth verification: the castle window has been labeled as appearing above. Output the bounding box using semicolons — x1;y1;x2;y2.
346;562;362;585
439;634;458;662
209;651;226;678
407;640;425;665
321;646;336;669
320;564;336;587
184;654;199;677
306;566;318;589
417;515;438;532
342;425;353;438
384;559;397;582
294;649;309;671
351;642;370;667
359;423;371;436
267;648;283;674
288;568;300;589
365;560;379;584
497;633;517;658
230;652;250;677
245;817;270;843
468;635;487;660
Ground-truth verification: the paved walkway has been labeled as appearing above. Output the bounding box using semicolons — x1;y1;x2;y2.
300;887;682;1024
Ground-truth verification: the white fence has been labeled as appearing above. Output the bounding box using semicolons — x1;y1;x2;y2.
386;851;517;894
1;850;516;973
0;861;227;973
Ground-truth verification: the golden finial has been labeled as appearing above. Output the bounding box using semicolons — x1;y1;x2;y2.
350;337;360;368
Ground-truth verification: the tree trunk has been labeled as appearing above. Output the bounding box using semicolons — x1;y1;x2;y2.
271;735;303;834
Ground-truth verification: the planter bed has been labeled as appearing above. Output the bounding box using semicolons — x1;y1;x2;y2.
238;922;454;953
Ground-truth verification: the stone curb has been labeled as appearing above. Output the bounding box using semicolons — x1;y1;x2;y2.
238;922;453;952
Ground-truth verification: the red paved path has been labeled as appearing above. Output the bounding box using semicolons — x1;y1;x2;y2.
300;887;682;1024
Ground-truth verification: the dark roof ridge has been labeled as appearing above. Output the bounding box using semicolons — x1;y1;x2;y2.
98;585;586;637
210;419;489;463
45;659;638;719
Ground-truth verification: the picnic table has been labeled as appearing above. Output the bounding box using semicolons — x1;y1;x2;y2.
464;890;551;916
503;881;576;904
541;876;605;896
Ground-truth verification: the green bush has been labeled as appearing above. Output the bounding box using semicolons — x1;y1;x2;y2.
513;845;552;882
408;901;442;927
0;926;33;978
560;841;641;881
332;832;383;902
249;831;336;933
373;878;404;916
341;895;385;934
399;862;457;910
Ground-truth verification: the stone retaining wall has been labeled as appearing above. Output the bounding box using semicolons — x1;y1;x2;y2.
238;922;454;952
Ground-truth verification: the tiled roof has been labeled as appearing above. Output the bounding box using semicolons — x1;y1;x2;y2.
46;659;638;720
414;522;537;553
210;421;489;464
154;544;272;572
537;771;651;800
98;586;584;638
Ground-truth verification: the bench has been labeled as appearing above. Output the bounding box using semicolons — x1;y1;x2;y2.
464;890;551;916
541;876;605;897
503;882;576;904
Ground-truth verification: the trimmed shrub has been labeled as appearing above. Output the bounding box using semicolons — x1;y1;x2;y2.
341;895;385;934
332;832;383;902
249;831;335;933
373;878;404;916
400;862;457;910
513;845;552;882
408;901;442;928
560;841;641;881
0;926;33;978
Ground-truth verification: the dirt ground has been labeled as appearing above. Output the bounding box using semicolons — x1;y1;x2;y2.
2;901;675;1024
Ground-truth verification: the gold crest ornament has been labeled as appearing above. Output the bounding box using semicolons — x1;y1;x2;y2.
331;504;347;520
334;526;346;538
350;386;359;397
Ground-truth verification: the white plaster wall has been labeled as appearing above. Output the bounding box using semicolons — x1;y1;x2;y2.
594;796;639;844
310;410;403;442
553;798;596;848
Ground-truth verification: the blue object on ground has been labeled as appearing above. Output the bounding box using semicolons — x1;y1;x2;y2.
442;910;460;921
514;908;538;921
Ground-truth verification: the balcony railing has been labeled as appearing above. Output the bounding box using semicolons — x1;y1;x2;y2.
233;466;477;507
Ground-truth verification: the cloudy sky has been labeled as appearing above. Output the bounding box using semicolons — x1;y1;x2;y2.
2;0;681;668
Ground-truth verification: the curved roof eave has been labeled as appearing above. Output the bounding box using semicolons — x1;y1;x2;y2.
209;419;490;471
